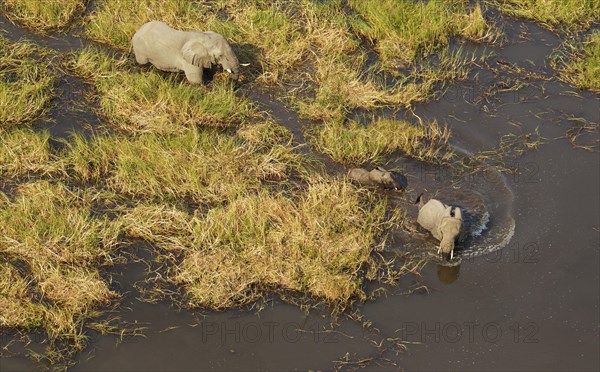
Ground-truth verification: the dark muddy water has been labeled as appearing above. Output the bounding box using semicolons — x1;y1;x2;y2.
1;9;599;372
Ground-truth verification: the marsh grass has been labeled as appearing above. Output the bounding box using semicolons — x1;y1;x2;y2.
0;37;55;128
295;45;481;122
67;46;256;134
554;31;600;92
63;129;306;204
82;0;495;120
0;181;123;357
489;0;600;32
236;120;294;147
307;118;453;166
123;177;388;310
0;0;473;361
348;1;499;70
1;0;85;31
0;129;63;178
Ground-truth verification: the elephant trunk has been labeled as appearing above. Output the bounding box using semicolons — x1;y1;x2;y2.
439;237;455;261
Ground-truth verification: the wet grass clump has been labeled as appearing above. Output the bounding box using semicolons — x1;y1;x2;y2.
0;129;63;178
67;46;256;134
1;0;85;31
123;178;388;310
307;118;453;165
297;45;482;122
555;30;600;92
0;181;122;358
0;37;55;128
489;0;600;31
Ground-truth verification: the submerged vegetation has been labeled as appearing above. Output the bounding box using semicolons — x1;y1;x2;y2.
1;0;599;367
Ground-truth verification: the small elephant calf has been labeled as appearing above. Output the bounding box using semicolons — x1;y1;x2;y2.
347;166;407;190
416;193;463;260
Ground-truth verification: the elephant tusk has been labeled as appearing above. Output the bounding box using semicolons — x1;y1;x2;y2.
241;63;250;66
226;68;232;73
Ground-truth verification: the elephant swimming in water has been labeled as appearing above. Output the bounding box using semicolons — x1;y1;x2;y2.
347;166;407;190
132;21;239;84
416;193;463;260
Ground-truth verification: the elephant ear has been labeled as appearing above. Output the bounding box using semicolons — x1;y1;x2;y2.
182;40;214;68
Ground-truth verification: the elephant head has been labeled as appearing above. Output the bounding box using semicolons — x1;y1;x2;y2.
416;194;463;260
438;206;462;260
182;31;239;80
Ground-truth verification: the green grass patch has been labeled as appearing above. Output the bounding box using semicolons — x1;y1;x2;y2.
489;0;600;31
67;46;256;134
63;128;305;204
1;0;85;31
0;37;55;129
0;128;64;178
307;118;453;165
555;30;600;92
123;177;387;310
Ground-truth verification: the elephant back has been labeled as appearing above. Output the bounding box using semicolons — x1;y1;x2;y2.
417;199;447;240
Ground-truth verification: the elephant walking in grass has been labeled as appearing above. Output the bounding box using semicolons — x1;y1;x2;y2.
347;166;407;190
132;21;239;84
416;193;463;260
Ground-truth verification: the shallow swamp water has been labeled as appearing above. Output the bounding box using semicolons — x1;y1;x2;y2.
1;6;598;372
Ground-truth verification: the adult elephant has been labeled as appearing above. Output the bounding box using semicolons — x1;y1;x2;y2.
132;21;239;83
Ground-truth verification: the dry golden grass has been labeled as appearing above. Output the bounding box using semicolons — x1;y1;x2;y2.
1;0;85;31
0;262;45;329
0;37;55;129
123;177;388;309
0;181;123;353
